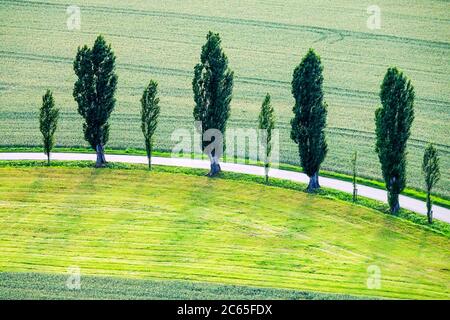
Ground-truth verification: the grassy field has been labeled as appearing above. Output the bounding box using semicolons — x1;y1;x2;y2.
0;166;449;299
0;0;449;196
0;272;364;300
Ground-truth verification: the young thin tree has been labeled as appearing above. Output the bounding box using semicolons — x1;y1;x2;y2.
422;143;440;223
258;93;275;183
351;151;358;202
375;67;415;214
290;49;328;192
39;90;59;166
193;31;234;176
141;80;160;170
73;35;118;167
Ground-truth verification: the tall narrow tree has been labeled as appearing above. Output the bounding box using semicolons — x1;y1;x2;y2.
193;31;234;176
39;90;59;166
422;143;440;223
73;35;118;167
258;93;275;183
141;80;160;170
375;67;414;213
290;49;328;192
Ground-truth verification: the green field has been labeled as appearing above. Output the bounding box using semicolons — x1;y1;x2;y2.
0;272;364;300
0;0;449;196
0;166;449;299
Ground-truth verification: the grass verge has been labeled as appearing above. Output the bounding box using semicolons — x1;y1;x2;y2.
0;146;448;209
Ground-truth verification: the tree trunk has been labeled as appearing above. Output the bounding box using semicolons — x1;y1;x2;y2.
426;191;432;224
146;141;152;170
307;172;320;192
95;144;106;168
388;191;400;214
264;165;269;184
352;186;358;202
47;153;50;166
207;152;221;177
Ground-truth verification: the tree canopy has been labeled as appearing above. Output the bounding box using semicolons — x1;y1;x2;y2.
193;31;234;176
73;35;118;167
375;67;415;213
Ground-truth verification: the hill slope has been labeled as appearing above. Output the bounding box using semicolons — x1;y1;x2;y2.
0;167;448;299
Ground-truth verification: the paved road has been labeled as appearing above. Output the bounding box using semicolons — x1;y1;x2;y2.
1;152;449;223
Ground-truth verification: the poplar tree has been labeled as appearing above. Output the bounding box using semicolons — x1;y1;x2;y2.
258;93;275;183
141;80;160;170
375;67;414;213
422;143;440;223
39;90;59;166
193;31;234;176
290;49;328;192
73;35;118;167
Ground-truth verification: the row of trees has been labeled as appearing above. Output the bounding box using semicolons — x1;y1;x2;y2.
38;33;441;222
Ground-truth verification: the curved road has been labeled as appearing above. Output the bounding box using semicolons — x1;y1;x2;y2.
1;152;449;223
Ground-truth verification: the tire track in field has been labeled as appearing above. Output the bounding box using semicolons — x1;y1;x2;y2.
0;50;448;111
2;0;450;49
2;22;449;98
5;23;449;77
0;24;320;63
0;50;191;78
